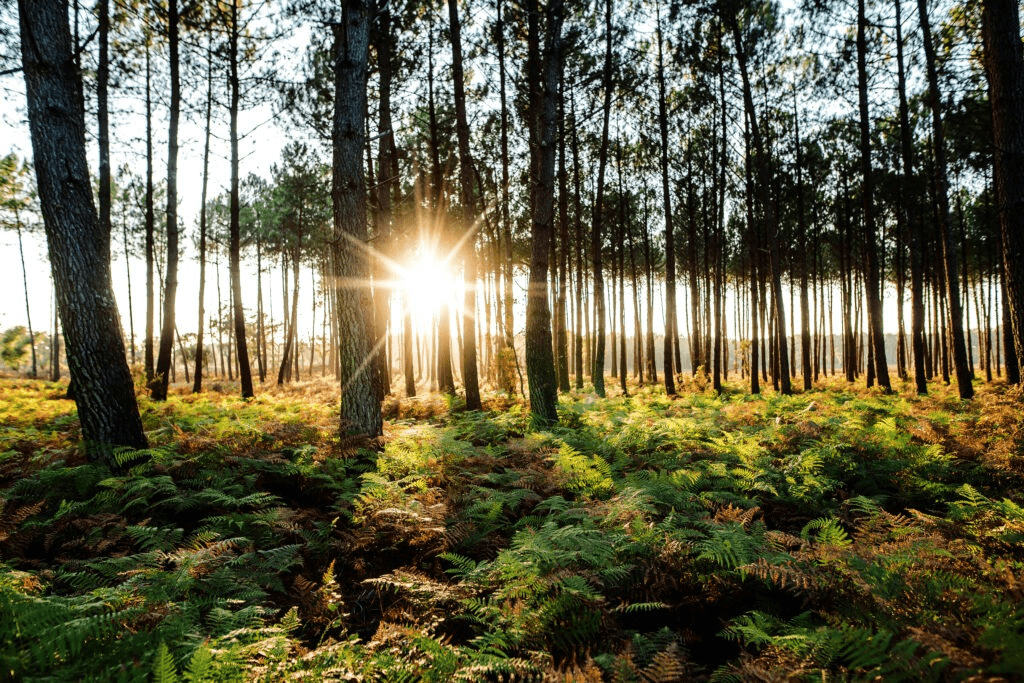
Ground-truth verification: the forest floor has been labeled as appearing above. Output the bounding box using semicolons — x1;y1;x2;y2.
1;375;1023;682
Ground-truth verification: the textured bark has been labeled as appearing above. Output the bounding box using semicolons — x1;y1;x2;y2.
97;0;111;266
656;4;676;395
375;4;397;398
448;0;482;411
144;42;155;383
333;1;382;436
524;0;563;424
917;0;972;398
894;0;928;394
152;0;180;401
193;37;214;393
590;0;613;398
555;81;571;393
983;0;1024;379
794;89;811;391
228;0;255;399
571;89;586;389
19;0;147;458
855;0;891;393
728;11;790;394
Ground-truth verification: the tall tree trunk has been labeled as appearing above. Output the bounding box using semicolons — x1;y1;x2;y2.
982;0;1024;379
744;111;760;393
333;1;381;434
571;89;586;389
15;214;37;377
855;0;891;392
144;41;155;383
97;0;111;266
524;0;563;423
917;0;972;398
555;79;571;392
590;0;614;397
19;0;147;457
496;0;515;356
448;0;482;410
193;36;214;393
119;198;135;364
794;88;811;391
656;3;676;395
256;239;266;383
894;0;927;393
228;0;255;398
728;10;791;394
153;0;180;400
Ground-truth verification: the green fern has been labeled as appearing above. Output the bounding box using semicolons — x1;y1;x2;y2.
151;641;178;683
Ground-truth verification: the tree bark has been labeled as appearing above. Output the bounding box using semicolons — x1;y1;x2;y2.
590;0;614;397
193;36;214;393
656;3;676;395
19;0;147;458
448;0;482;410
982;0;1024;380
333;1;382;436
917;0;972;398
855;0;891;393
228;0;255;398
524;0;563;424
153;0;180;400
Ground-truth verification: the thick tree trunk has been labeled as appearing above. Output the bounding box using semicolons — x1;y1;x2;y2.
590;0;614;397
228;0;255;398
855;0;891;393
982;0;1024;379
729;12;791;394
656;5;676;395
97;0;111;266
571;90;586;389
153;0;180;401
19;0;147;457
917;0;972;398
448;0;482;410
524;0;563;423
794;89;811;391
333;2;382;436
556;81;571;392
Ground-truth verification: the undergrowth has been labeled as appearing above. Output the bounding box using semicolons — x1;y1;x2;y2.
1;377;1022;681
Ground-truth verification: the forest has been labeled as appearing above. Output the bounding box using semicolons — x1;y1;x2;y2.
1;0;1024;679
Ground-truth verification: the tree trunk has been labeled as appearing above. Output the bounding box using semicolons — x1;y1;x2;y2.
555;78;571;392
571;89;586;389
855;0;891;393
144;41;155;383
728;10;790;394
15;215;37;377
153;0;180;400
656;4;676;395
590;0;613;397
333;1;382;436
524;0;563;423
983;0;1024;380
97;0;111;266
193;36;214;393
917;0;972;398
19;0;147;457
448;0;482;410
228;0;254;398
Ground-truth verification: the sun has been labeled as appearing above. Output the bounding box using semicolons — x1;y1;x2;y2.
400;250;456;327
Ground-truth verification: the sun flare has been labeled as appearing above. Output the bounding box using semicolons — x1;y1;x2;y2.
401;252;455;327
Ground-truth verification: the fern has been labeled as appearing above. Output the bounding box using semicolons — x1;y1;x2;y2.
152;641;179;683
